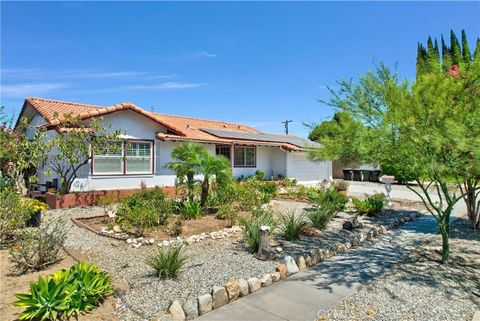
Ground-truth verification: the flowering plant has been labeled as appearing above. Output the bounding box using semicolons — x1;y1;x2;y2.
23;198;47;213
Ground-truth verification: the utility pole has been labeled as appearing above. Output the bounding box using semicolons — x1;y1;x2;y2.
282;120;292;135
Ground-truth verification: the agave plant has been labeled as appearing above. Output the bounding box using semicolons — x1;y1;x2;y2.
146;244;187;279
14;276;71;320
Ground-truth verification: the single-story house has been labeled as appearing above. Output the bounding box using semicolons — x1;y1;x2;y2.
18;97;332;192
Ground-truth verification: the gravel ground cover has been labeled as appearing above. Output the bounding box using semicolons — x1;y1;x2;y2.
270;200;423;258
48;207;277;321
320;219;480;321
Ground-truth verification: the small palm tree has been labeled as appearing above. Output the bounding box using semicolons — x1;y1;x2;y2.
166;142;207;201
192;153;232;207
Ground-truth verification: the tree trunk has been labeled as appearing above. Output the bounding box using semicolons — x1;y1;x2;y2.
200;179;209;207
439;222;450;264
186;172;195;201
464;179;479;229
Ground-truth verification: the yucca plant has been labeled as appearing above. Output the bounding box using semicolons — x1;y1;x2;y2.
146;244;187;279
279;211;306;240
308;205;335;230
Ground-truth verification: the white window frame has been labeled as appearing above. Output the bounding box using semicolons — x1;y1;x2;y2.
92;143;124;175
125;141;153;175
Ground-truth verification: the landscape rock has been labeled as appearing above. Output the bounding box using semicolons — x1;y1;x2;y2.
197;294;213;315
182;299;198;320
211;286;228;309
305;256;313;267
247;277;261;293
309;249;320;265
295;256;306;271
168;300;186;321
260;273;272;287
276;263;287;279
238;279;249;297
281;256;299;275
113;225;122;233
271;272;281;282
224;278;240;301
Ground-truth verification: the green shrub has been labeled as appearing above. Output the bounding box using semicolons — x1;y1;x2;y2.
259;181;279;203
333;180;349;192
179;199;202;220
13;262;112;320
308;188;348;212
254;170;265;181
146;244;187;279
0;189;31;247
9;219;68;274
308;205;335;230
236;182;263;211
279;212;306;240
216;203;239;227
283;177;297;187
240;207;276;253
353;193;385;216
116;187;173;235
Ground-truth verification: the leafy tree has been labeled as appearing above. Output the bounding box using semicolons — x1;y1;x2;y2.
461;29;472;64
1;107;46;194
308;111;368;167
166;142;208;201
44;114;123;194
318;61;479;263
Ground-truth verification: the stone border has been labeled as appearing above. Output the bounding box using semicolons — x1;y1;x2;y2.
164;210;425;320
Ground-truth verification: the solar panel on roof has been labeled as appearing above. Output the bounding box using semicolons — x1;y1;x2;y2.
199;128;322;148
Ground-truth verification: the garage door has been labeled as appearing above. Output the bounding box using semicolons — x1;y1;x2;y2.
291;152;330;181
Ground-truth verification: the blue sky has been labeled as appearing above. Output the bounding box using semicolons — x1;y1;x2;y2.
1;1;479;137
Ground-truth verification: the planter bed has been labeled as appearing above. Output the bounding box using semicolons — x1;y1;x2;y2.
45;186;176;209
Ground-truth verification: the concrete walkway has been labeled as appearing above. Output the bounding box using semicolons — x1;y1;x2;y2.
197;215;440;321
197;183;467;321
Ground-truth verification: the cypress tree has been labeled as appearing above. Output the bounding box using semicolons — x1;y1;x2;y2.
441;35;452;71
461;29;472;64
474;38;480;64
416;43;427;76
450;29;462;65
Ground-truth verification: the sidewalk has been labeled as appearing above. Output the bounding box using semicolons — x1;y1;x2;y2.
197;215;439;321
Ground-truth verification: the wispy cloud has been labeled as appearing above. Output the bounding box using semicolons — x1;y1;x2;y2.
1;83;68;97
126;82;207;90
183;51;218;60
1;68;174;80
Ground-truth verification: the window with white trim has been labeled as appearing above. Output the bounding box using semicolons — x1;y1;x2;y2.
92;141;153;175
93;143;124;174
234;146;256;167
126;142;152;174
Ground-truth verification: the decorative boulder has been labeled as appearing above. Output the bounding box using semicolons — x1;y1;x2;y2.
211;286;228;309
247;278;261;293
281;256;299;276
182;299;198;320
224;278;240;301
260;274;272;287
271;272;281;282
168;300;186;321
238;278;249;297
295;256;306;271
305;256;313;267
276;263;287;280
197;294;213;315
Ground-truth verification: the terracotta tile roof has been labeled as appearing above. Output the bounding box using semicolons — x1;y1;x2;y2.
22;97;305;150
